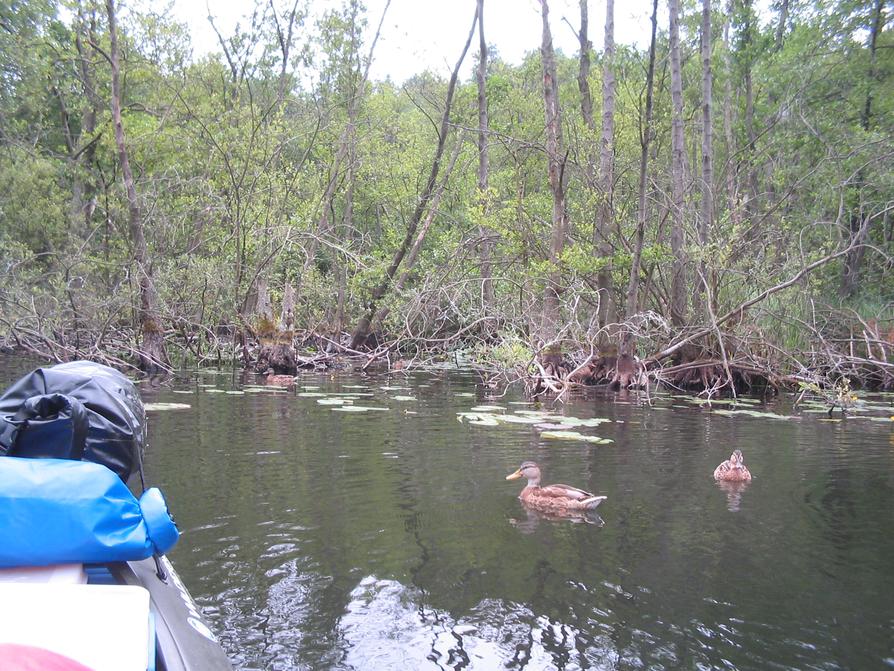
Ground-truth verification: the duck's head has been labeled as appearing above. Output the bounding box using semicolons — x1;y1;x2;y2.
506;461;542;486
730;449;745;466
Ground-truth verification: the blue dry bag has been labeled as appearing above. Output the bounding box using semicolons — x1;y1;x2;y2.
0;457;179;568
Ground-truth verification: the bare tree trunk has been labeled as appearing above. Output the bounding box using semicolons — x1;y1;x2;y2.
840;0;885;298
106;0;169;372
370;134;465;331
722;0;740;230
669;0;688;326
622;0;659;354
349;7;477;349
269;0;301;105
539;0;567;344
698;0;714;310
774;0;789;51
595;0;616;331
476;0;494;309
742;0;759;218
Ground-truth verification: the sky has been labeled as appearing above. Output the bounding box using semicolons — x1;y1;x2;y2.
169;0;661;83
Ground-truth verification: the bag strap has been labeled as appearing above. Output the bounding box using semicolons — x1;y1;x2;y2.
11;394;90;461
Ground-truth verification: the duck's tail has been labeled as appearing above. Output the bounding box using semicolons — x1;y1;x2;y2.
583;496;607;510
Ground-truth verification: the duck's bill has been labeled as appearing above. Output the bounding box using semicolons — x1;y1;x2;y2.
506;470;522;480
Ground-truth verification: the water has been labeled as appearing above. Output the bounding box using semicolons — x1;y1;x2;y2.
2;357;894;670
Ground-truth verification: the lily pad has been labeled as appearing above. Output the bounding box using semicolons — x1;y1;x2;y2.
471;405;505;412
298;392;328;398
712;409;793;420
495;415;544;425
554;416;611;428
203;388;225;394
391;395;417;401
144;402;191;411
172;390;194;395
225;391;245;395
332;405;390;412
317;398;349;405
540;430;613;444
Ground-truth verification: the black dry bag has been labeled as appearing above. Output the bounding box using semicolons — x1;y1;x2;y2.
0;361;145;481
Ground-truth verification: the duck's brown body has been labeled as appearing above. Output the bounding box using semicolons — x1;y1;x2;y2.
506;462;606;512
713;449;752;482
264;369;296;387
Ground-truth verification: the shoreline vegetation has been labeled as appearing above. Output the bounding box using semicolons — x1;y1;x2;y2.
1;1;891;400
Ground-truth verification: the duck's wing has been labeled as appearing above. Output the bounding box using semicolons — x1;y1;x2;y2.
713;460;732;479
540;484;599;501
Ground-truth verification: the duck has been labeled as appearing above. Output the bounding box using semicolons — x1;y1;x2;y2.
264;368;297;387
505;461;606;512
713;449;752;482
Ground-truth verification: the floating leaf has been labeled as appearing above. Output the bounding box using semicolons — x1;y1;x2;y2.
332;405;390;412
469;417;500;426
317;398;349;405
203;388;225;394
540;430;613;444
298;392;328;397
391;395;417;401
225;391;245;395
172;390;194;395
712;409;793;420
495;415;543;425
471;405;505;412
454;392;476;398
555;416;611;428
144;402;191;411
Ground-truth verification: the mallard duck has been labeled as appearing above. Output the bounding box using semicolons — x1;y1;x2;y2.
505;461;606;512
264;369;297;387
713;449;752;482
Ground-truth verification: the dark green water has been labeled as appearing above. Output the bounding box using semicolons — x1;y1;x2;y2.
3;357;894;670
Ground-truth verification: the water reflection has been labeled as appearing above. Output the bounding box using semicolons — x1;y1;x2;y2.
339;576;620;670
509;505;605;534
715;480;750;512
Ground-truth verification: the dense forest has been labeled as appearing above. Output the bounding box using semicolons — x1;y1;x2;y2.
0;0;891;396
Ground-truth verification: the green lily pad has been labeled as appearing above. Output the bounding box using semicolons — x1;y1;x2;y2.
540;430;613;444
144;402;191;411
471;405;505;412
392;395;417;401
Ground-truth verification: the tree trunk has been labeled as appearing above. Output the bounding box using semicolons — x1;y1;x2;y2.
539;0;567;345
595;0;616;332
348;6;477;350
722;0;740;230
774;0;789;52
698;0;714;309
106;0;169;372
742;0;759;218
840;0;885;298
370;134;465;331
669;0;687;326
476;0;494;309
622;0;658;355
